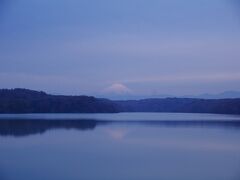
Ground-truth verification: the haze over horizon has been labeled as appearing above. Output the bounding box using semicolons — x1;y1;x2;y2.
0;0;240;97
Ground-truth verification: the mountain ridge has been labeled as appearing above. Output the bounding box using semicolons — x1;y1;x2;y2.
98;91;240;100
0;88;240;114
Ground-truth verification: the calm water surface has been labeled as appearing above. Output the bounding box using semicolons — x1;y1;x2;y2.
0;113;240;180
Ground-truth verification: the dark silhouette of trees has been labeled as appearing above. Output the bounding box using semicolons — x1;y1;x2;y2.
0;88;240;114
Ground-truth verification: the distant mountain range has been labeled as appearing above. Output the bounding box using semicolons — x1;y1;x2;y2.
183;91;240;99
0;88;240;114
98;91;240;100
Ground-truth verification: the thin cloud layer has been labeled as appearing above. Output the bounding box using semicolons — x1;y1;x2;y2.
0;0;240;96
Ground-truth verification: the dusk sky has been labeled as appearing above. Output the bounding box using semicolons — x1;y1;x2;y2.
0;0;240;97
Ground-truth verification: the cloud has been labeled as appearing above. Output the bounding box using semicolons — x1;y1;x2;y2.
65;34;240;59
103;83;132;94
121;73;240;84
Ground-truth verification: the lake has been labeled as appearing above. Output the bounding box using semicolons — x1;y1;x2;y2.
0;113;240;180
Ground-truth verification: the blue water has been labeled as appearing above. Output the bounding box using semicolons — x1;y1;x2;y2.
1;112;240;121
0;113;240;180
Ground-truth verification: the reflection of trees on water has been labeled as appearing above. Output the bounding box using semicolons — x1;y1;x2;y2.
0;119;98;137
0;119;240;137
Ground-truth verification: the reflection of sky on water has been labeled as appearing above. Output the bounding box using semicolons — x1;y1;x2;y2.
105;126;240;152
106;128;129;140
0;113;240;180
0;123;240;180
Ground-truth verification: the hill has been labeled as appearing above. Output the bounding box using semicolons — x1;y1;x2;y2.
116;98;240;114
0;89;118;113
0;88;240;114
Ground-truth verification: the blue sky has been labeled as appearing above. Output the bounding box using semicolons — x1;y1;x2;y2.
0;0;240;96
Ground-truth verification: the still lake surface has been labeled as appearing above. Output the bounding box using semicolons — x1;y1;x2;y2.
0;113;240;180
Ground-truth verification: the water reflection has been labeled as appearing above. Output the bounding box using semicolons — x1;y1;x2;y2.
0;119;240;137
0;119;98;137
1;115;240;180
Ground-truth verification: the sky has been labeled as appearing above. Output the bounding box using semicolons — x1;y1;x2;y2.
0;0;240;97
